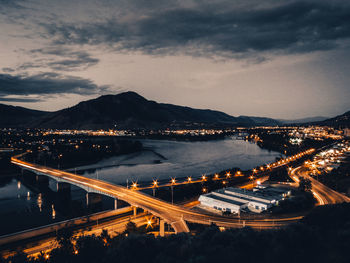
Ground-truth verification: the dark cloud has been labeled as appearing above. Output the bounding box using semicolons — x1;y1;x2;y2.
2;67;15;73
17;47;100;71
0;72;109;99
47;55;99;71
0;0;25;9
42;1;350;58
0;97;42;103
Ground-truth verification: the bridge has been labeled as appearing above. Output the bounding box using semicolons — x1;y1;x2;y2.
12;152;335;232
12;156;190;233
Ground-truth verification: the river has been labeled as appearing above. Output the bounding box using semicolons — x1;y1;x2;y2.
0;137;281;235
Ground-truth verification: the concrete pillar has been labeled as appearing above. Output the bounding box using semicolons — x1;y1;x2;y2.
56;182;71;204
35;175;49;190
56;182;71;192
36;175;49;185
114;199;118;210
159;219;165;237
133;206;137;217
86;193;103;207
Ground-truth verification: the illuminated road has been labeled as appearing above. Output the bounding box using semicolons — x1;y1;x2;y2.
2;213;152;258
12;157;190;233
290;166;350;205
12;156;305;232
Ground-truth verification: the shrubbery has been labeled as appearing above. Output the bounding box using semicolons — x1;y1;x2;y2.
5;203;350;263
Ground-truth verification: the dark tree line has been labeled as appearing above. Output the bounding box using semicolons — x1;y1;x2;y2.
3;203;350;263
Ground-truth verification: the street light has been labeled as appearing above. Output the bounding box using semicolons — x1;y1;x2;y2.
146;217;153;229
202;175;206;181
152;179;158;197
153;179;158;187
170;178;176;205
187;176;192;183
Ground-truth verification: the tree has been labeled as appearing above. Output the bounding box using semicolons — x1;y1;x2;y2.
298;176;312;192
124;221;138;234
55;228;75;252
100;229;111;245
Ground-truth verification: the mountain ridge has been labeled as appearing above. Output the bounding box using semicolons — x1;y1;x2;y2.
313;111;350;128
1;91;347;129
33;91;253;129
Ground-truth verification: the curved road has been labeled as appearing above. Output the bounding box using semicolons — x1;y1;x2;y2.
12;152;349;233
290;166;350;205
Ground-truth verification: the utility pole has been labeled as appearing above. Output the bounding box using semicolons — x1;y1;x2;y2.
171;185;174;205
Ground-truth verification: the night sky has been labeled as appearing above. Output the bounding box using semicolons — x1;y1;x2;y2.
1;0;350;119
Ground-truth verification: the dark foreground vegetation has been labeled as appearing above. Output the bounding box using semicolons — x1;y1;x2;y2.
4;203;350;263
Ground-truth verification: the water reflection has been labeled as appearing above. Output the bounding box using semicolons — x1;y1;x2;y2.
37;193;42;212
51;204;56;220
80;138;283;184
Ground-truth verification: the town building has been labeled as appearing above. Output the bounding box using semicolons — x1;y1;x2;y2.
198;186;291;214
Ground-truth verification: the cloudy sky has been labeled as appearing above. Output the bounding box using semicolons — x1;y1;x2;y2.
1;0;350;119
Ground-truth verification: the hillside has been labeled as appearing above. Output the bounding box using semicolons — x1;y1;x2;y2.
33;92;255;129
239;116;281;126
315;110;350;128
0;92;290;129
279;116;328;124
0;104;48;128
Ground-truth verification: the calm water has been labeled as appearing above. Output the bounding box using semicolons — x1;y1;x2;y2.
0;138;281;235
79;138;282;184
0;175;115;235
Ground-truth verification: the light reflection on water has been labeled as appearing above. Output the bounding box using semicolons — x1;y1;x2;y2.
37;193;42;212
0;138;281;235
80;138;282;184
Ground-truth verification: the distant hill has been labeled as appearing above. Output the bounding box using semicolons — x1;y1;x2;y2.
314;111;350;128
279;116;328;124
0;104;48;127
239;116;281;126
32;92;256;129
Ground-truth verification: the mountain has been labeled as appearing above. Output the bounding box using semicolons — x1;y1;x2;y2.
239;116;281;126
33;92;256;129
0;104;48;127
0;92;287;129
314;111;350;128
279;116;328;124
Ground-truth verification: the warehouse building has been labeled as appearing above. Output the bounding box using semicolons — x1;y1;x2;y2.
199;186;291;214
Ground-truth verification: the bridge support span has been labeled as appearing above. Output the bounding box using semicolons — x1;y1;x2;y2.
56;182;71;192
86;193;103;207
159;219;165;237
11;156;191;234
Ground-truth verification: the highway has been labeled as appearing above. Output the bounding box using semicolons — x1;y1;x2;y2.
12;156;307;232
2;212;152;258
290;166;350;205
6;145;350;260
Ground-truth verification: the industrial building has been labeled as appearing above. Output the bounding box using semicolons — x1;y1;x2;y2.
199;185;291;214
